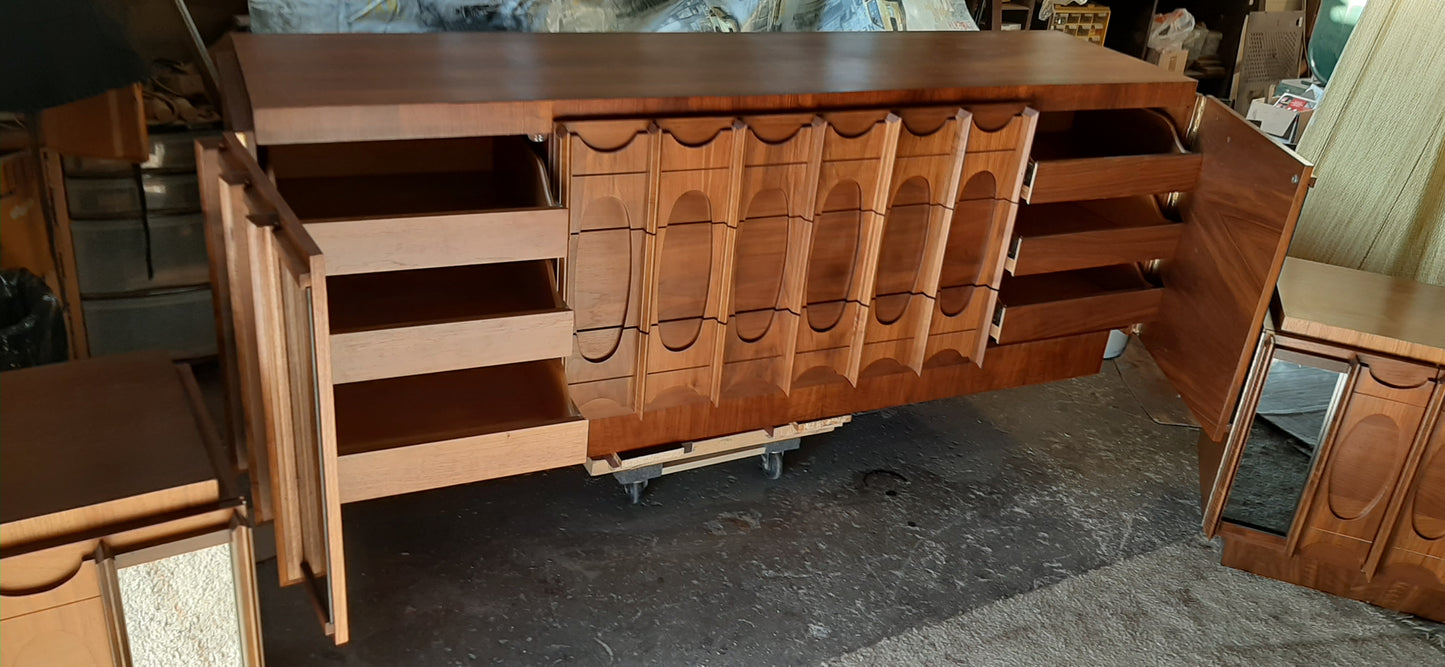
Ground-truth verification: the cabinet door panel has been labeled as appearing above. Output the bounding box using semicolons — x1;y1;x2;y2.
1381;402;1445;588
1142;96;1313;441
1298;393;1423;569
199;134;348;644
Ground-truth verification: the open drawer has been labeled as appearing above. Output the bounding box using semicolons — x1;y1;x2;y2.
269;136;568;275
198;134;583;646
334;360;585;504
328;261;572;384
991;264;1162;344
1022;109;1202;204
1007;196;1184;276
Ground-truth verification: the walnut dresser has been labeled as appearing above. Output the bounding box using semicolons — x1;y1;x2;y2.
201;30;1313;642
1202;258;1445;620
0;352;262;666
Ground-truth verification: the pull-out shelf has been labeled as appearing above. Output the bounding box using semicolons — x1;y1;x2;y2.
991;264;1162;344
1007;196;1184;276
1022;109;1202;204
327;261;572;384
334;360;586;504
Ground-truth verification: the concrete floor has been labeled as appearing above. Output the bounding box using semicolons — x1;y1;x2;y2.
259;359;1204;665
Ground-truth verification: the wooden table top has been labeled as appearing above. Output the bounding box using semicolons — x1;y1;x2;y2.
229;31;1197;145
1276;258;1445;365
0;352;222;527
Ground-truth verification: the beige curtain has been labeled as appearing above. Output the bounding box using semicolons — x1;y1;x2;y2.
1290;0;1445;286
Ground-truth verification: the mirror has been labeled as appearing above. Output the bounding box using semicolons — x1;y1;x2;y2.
1221;351;1348;536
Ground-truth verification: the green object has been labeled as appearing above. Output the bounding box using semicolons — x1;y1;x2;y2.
1308;0;1369;84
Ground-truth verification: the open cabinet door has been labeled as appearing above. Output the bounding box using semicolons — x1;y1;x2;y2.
198;133;349;644
1141;97;1313;442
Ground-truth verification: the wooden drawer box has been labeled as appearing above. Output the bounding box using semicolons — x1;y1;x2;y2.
1007;196;1184;276
334;360;586;503
1022;109;1201;204
328;261;572;384
271;136;566;275
992;265;1161;344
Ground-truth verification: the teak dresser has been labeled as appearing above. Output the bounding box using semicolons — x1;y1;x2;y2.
201;31;1313;642
1202;258;1445;620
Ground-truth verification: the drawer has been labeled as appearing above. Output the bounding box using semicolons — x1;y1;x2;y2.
0;596;116;667
1007;197;1184;276
274;136;566;274
564;120;653;176
896;107;968;158
569;227;647;331
83;287;217;359
305;208;568;276
71;214;209;296
1022;109;1201;204
657;117;736;171
991;265;1162;344
820;110;896;162
66;172;200;218
568;172;649;232
0;559;101;621
567;327;646;419
63;129;214;175
958;149;1029;205
924;285;996;367
965;104;1036;153
327;261;572;384
741;114;819;166
334;359;585;503
1355;357;1439;407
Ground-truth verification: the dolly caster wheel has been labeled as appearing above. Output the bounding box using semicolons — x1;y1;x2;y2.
624;480;648;504
760;452;784;480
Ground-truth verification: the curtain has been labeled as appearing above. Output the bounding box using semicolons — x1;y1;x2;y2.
1290;0;1445;286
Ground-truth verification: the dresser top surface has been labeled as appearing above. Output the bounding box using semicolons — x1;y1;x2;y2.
229;31;1197;144
0;352;221;526
1276;258;1445;364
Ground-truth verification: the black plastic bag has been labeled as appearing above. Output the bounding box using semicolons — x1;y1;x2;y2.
0;269;68;370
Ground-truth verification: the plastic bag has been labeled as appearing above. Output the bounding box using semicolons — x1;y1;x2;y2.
1148;9;1195;51
0;269;68;370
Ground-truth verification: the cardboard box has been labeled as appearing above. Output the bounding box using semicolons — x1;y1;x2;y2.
1146;47;1188;75
1246;96;1315;145
1262;0;1303;11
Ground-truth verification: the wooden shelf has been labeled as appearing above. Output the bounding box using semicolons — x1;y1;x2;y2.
327;261;572;385
1024;109;1201;204
334;360;577;456
1008;197;1184;275
274;136;552;221
992;265;1161;343
328;261;560;335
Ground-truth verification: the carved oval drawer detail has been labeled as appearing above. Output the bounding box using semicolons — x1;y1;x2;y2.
938;172;999;306
656;192;715;350
806;182;864;332
732;189;791;342
1410;444;1445;540
572;227;632;362
1327;412;1403;521
875;176;931;324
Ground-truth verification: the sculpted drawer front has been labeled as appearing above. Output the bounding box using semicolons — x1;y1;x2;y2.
565;120;653;176
819;110;896;163
741;114;819;166
306;207;569;276
965;104;1036;153
657;118;737;172
1383;404;1445;588
0;596;117;667
0;557;102;621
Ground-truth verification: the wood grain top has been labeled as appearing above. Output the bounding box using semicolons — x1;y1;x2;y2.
1276;258;1445;364
230;31;1197;144
0;352;221;526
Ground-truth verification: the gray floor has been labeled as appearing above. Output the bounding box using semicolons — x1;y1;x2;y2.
258;360;1208;665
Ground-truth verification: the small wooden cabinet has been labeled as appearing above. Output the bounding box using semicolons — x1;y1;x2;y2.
1202;258;1445;620
207;30;1316;643
0;353;262;666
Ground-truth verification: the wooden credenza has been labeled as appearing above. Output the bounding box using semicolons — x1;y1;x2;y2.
1202;258;1445;620
203;31;1313;643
